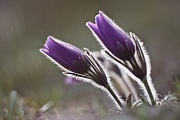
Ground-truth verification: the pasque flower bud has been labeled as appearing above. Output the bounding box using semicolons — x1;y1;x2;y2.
87;11;135;61
40;36;109;87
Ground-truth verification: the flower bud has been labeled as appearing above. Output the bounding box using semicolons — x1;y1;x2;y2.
87;11;135;61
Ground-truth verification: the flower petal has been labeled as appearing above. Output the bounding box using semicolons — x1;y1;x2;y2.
41;36;90;73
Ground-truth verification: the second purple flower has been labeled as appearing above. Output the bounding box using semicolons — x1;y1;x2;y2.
87;11;135;61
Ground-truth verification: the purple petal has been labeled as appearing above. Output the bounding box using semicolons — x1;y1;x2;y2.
87;11;136;61
87;22;107;44
41;36;90;73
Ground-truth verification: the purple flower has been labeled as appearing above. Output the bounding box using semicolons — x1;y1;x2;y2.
40;36;90;74
86;11;135;61
40;36;109;87
87;11;147;80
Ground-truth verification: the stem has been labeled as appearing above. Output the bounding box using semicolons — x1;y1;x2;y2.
142;78;156;106
106;84;123;110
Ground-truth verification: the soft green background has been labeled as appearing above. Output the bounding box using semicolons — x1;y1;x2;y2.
0;0;180;104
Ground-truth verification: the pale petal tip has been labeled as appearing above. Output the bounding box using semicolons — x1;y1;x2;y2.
86;21;91;27
99;10;104;14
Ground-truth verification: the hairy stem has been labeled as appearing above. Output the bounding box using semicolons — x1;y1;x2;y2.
106;84;123;110
142;78;156;106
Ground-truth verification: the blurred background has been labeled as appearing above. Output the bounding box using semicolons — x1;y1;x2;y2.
0;0;180;117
